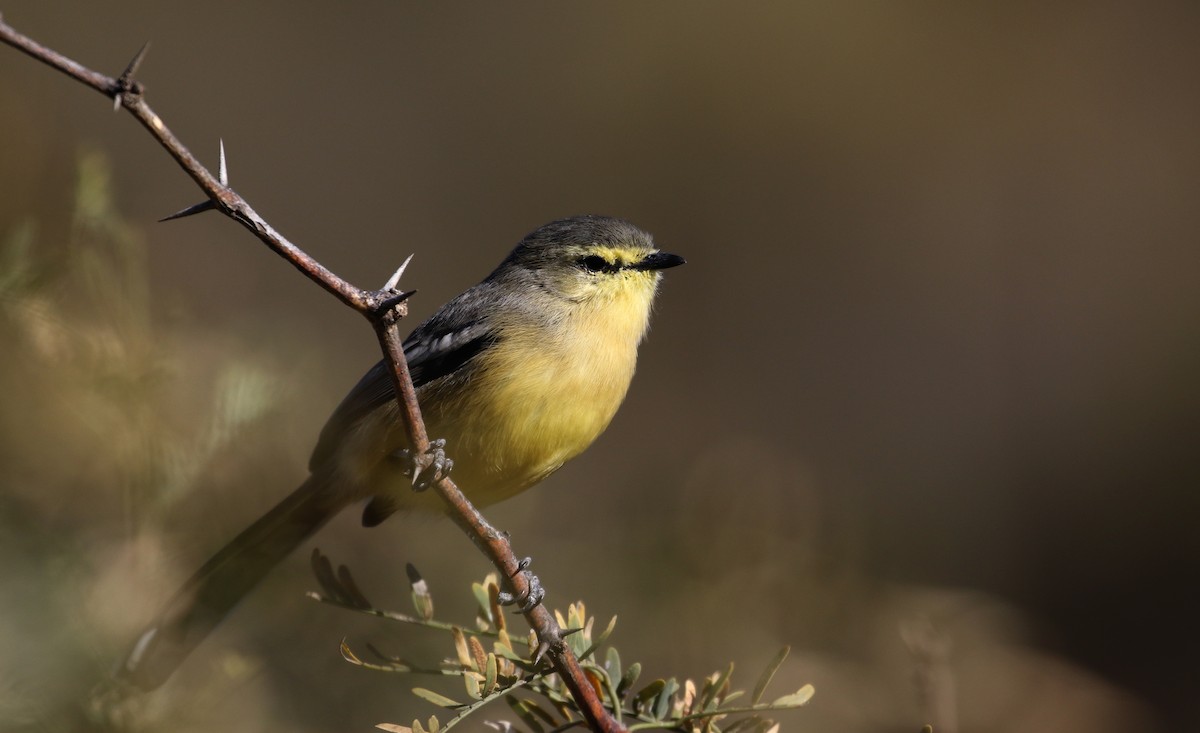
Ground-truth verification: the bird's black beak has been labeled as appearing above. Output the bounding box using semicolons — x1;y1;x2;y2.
635;251;686;271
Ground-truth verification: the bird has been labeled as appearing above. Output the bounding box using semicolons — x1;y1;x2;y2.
117;214;684;690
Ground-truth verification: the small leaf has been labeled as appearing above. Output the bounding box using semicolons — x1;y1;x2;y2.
485;653;499;694
770;684;815;708
488;581;506;633
463;672;481;700
452;627;472;668
595;615;617;648
551;700;574;725
407;563;434;621
375;725;411;733
578;614;616;662
493;644;526;662
698;670;719;711
495;655;517;680
567;602;584;633
412;688;462;709
654;677;679;720
412;590;434;620
604;647;622;682
698;663;734;712
496;628;514;653
617;662;642;698
340;639;363;665
427;715;440;733
634;679;666;716
752;646;790;705
468;635;488;673
565;623;589;660
680;678;697;716
471;581;493;627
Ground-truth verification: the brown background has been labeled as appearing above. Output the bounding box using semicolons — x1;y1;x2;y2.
1;2;1197;732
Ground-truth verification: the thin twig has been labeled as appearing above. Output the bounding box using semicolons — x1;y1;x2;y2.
0;16;622;733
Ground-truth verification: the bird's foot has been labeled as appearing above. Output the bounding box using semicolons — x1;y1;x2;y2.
497;557;545;613
391;438;454;491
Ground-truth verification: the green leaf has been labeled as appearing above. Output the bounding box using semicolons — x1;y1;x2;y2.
410;580;434;622
634;678;665;715
721;690;745;706
412;688;463;709
493;644;527;662
374;725;411;733
565;617;592;659
462;672;481;700
567;602;584;631
654;678;679;720
471;582;493;627
484;653;498;695
618;662;642;698
699;662;734;712
578;615;617;662
770;684;815;708
752;646;790;705
604;647;622;682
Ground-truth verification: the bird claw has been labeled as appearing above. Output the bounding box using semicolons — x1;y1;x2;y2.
392;438;454;491
497;557;545;613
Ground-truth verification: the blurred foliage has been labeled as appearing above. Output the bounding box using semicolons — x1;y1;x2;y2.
0;152;289;731
311;556;814;732
0;150;285;527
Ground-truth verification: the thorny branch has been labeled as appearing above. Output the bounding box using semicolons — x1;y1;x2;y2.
0;15;624;733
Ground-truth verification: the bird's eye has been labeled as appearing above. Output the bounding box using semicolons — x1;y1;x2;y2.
579;255;610;272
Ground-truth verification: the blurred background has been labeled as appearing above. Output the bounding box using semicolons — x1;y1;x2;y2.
1;2;1197;731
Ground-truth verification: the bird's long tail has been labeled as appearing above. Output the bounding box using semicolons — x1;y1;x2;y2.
116;474;343;690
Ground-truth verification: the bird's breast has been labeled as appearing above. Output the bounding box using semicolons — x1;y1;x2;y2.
426;295;650;505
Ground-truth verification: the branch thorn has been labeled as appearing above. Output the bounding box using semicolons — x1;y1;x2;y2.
159;199;216;222
532;640;552;666
383;254;414;291
112;41;149;111
160;140;228;222
218;138;228;185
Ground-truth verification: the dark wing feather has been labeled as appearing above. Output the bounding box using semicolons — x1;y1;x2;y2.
308;288;500;471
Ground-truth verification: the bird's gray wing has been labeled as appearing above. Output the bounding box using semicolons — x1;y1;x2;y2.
307;289;501;472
